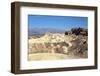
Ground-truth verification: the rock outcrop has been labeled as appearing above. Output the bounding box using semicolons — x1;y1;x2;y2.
28;33;87;58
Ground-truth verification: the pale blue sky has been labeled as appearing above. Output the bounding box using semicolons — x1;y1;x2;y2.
28;15;88;31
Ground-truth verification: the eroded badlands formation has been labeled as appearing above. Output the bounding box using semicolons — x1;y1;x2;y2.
28;33;87;60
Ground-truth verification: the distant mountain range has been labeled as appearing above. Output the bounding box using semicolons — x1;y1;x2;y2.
28;28;66;36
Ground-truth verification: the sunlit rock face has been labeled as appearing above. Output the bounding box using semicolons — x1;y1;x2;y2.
28;33;71;54
29;42;69;54
28;33;88;59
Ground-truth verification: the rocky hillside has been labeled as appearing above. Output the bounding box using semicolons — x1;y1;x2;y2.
28;32;88;60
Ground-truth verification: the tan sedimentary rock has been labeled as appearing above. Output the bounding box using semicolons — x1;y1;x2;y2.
28;33;73;54
28;33;88;59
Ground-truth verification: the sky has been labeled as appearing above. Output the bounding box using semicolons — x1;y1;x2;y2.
28;15;88;31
